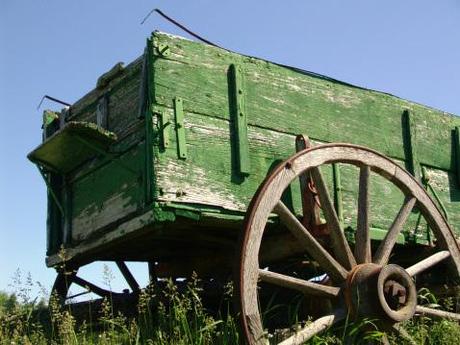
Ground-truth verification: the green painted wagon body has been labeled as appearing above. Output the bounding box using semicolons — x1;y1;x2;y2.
29;31;460;276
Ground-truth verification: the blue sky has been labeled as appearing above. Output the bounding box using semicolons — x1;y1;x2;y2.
1;1;459;297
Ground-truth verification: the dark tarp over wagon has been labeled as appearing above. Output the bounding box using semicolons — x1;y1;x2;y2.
29;31;460;344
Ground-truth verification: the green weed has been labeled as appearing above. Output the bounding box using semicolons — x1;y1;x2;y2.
1;272;460;344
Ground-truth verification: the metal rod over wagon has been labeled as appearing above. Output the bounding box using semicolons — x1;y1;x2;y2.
29;31;460;344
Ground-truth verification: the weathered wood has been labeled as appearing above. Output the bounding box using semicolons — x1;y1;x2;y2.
25;30;460;345
71;143;145;242
229;63;250;176
258;269;340;298
278;309;345;345
402;110;421;181
415;305;460;321
405;250;451;277
116;261;140;293
296;135;322;230
310;167;356;270
147;32;460;241
355;165;371;264
274;201;348;282
152;32;460;173
238;144;460;345
373;197;417;265
46;210;155;267
71;276;115;299
37;31;460;258
69;57;143;137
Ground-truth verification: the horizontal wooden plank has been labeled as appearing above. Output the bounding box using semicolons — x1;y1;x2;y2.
153;106;301;212
46;210;155;267
152;32;460;172
68;57;143;136
71;142;145;242
152;106;460;237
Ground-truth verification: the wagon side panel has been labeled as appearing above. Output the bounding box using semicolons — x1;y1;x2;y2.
150;32;460;240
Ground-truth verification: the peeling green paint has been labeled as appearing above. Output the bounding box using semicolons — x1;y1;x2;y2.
31;31;460;259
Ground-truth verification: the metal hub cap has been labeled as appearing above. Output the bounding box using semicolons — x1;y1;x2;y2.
346;263;417;323
377;264;417;322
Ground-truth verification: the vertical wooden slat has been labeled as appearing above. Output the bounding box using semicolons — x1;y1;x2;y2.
229;63;250;176
144;38;155;204
403;110;420;181
454;127;460;187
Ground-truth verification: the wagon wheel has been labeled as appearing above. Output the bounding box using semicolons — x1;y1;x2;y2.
237;143;460;345
51;261;141;306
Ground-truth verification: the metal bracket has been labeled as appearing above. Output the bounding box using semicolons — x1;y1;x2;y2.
229;64;250;176
157;43;170;57
174;97;187;159
152;37;171;57
402;110;420;181
157;108;171;150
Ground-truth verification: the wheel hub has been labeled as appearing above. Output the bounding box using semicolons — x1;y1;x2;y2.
346;263;417;323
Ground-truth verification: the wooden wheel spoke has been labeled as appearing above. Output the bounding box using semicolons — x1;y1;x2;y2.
310;167;356;269
258;269;340;298
274;201;348;282
415;305;460;321
373;197;417;265
239;145;460;345
278;309;346;345
405;250;450;277
72;276;114;298
355;165;371;263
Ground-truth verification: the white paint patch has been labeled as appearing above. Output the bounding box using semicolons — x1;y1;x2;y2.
72;191;137;242
320;89;361;108
156;159;246;211
425;168;450;191
260;95;286;105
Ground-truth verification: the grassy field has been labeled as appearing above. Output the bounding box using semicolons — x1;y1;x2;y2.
1;271;460;344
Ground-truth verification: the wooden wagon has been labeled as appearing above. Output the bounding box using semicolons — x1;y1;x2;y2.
28;31;460;344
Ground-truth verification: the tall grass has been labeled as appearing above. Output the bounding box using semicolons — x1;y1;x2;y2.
1;271;459;344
